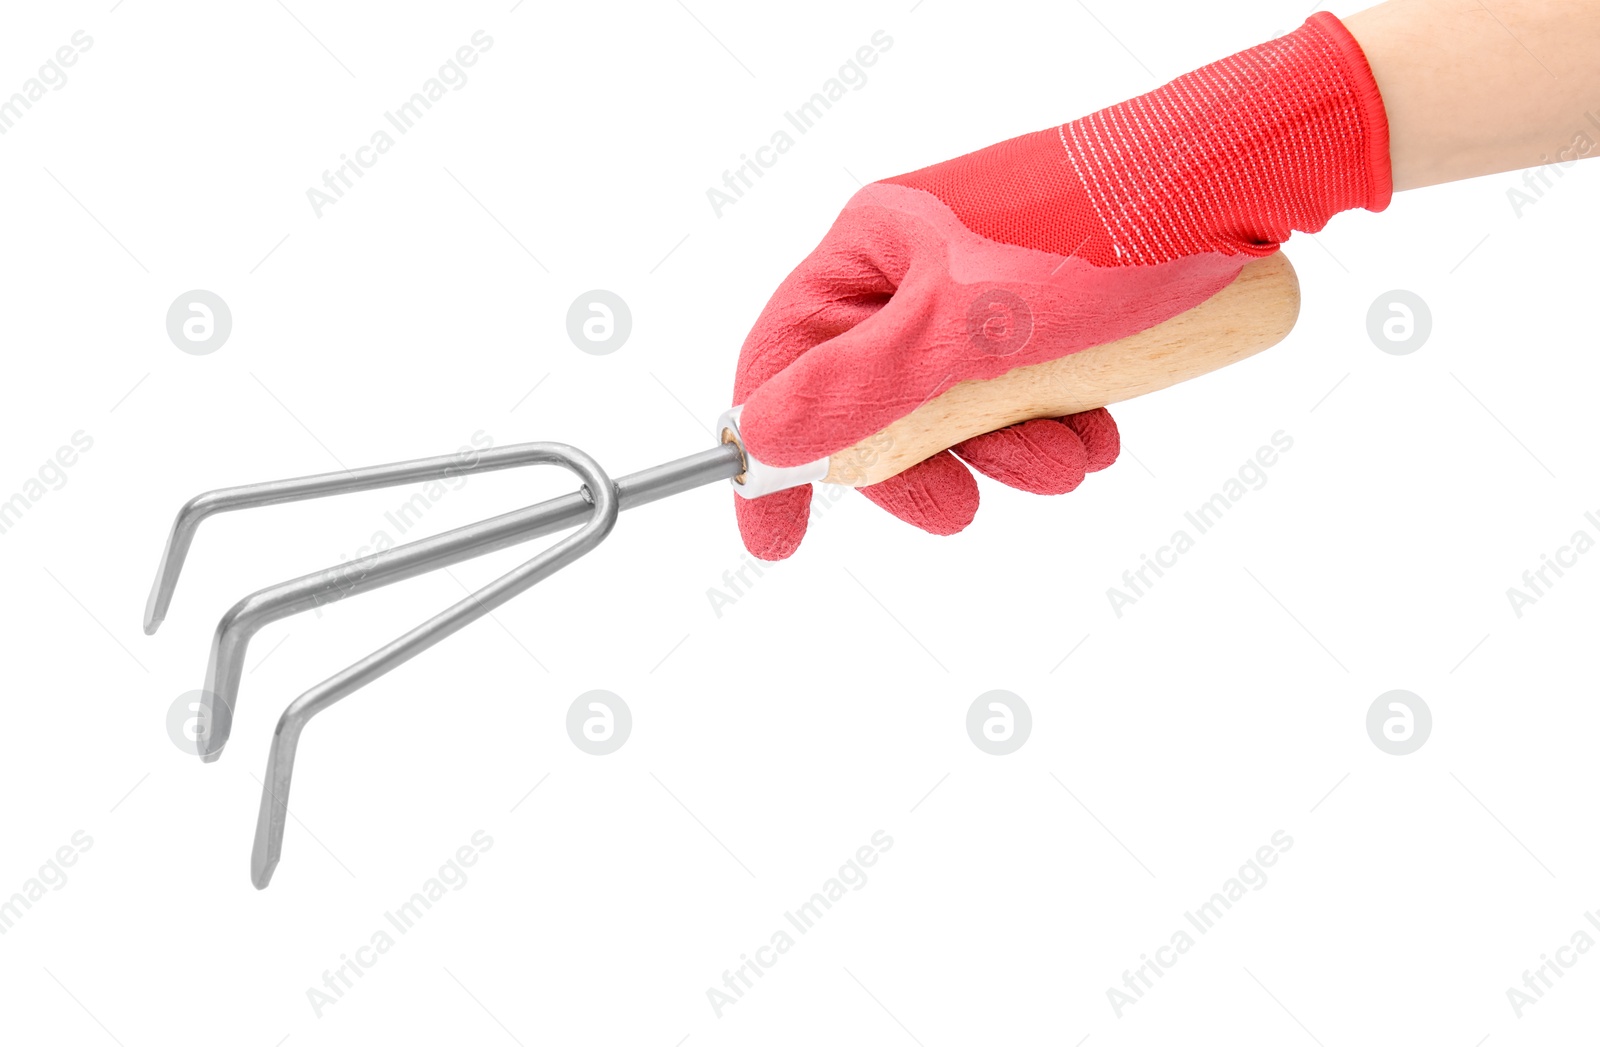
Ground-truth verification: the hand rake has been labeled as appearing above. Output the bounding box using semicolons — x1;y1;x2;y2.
145;253;1299;887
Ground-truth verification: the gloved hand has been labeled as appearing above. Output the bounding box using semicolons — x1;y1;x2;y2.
734;12;1391;560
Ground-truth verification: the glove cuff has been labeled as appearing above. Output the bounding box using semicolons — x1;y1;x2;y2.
883;12;1395;266
1304;11;1394;214
1058;12;1396;264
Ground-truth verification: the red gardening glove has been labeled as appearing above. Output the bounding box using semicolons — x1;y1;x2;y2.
735;12;1391;560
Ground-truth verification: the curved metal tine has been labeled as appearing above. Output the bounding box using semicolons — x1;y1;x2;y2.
143;441;602;635
192;443;742;763
250;444;620;890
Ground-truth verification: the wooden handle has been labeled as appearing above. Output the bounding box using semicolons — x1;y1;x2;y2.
824;252;1301;486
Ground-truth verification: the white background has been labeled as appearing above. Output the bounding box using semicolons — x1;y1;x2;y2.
1;0;1596;1043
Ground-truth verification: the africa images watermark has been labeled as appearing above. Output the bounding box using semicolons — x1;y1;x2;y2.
1505;908;1600;1018
1505;110;1600;217
1106;830;1293;1017
1106;431;1294;617
705;829;893;1017
0;831;93;935
0;430;94;538
0;31;92;135
307;830;493;1016
310;430;494;615
306;30;493;217
1504;508;1600;618
705;551;772;619
705;30;893;217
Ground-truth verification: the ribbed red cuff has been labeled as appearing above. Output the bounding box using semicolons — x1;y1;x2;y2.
1305;11;1394;212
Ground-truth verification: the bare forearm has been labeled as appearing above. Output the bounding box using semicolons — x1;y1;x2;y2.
1345;0;1600;190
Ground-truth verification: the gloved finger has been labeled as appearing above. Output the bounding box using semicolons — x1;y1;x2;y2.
731;216;933;560
733;230;899;403
1063;407;1120;471
735;485;812;562
951;418;1090;495
740;273;946;468
857;450;979;536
